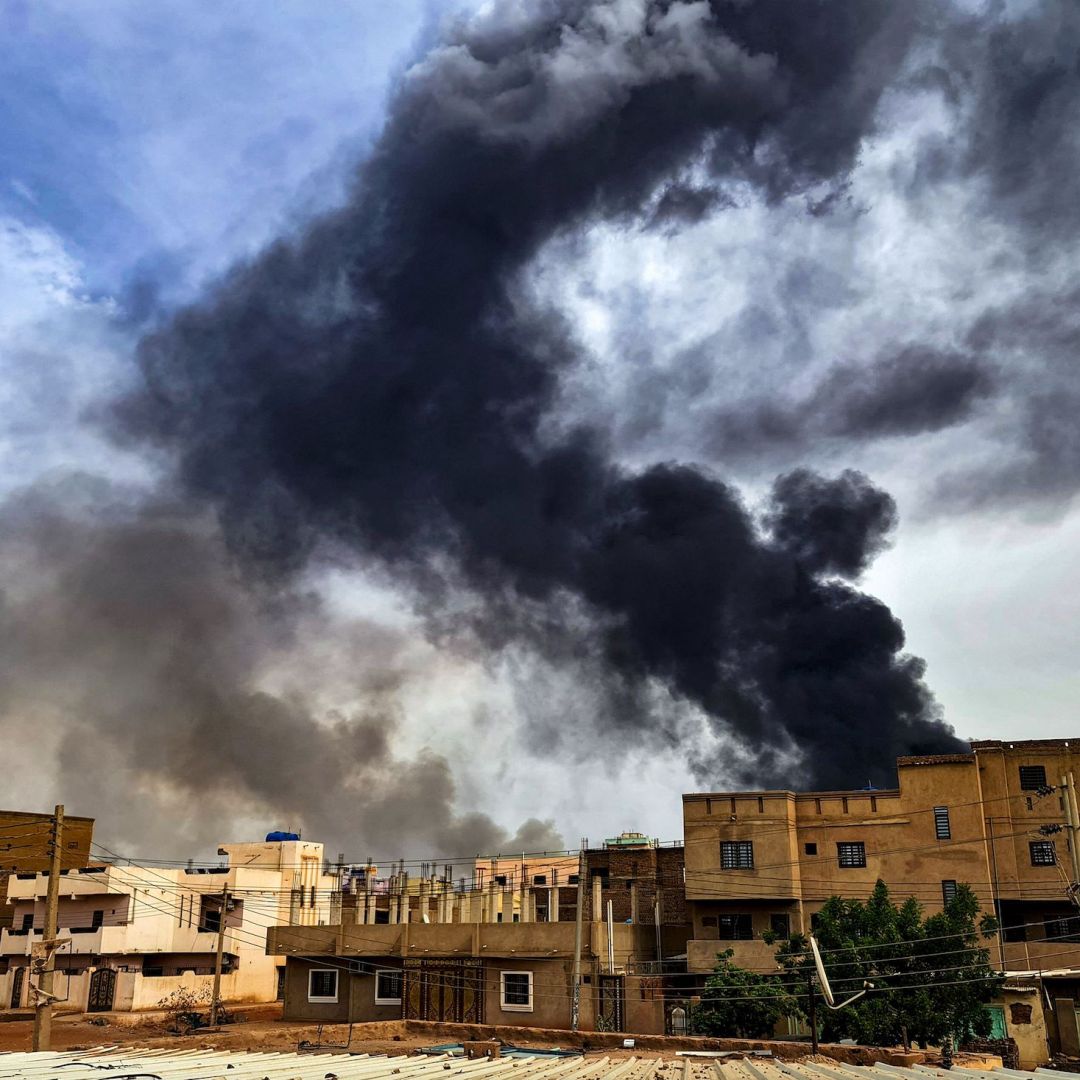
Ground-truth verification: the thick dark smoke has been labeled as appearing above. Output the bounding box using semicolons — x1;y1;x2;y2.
112;0;964;791
708;347;994;458
0;475;562;857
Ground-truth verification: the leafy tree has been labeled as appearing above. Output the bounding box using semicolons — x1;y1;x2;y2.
773;880;1002;1048
693;949;803;1038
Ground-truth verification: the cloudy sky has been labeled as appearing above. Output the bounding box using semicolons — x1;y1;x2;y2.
1;0;1078;863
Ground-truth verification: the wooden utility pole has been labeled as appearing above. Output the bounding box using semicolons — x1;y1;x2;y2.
806;969;819;1056
570;844;586;1030
32;804;64;1052
210;885;229;1026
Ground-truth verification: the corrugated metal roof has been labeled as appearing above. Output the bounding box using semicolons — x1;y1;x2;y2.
0;1048;711;1080
718;1061;1080;1080
6;1051;1080;1080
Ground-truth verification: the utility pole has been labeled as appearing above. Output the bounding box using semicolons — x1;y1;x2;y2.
571;843;585;1030
32;804;64;1052
805;969;819;1056
210;884;229;1026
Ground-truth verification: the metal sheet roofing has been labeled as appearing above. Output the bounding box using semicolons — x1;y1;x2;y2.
5;1051;1080;1080
0;1048;715;1080
717;1060;1080;1080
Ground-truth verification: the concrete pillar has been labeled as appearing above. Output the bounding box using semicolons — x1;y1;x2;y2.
389;895;400;925
355;892;367;925
418;878;430;924
592;877;603;923
487;880;498;923
366;893;377;924
503;881;515;924
400;871;410;924
548;887;558;922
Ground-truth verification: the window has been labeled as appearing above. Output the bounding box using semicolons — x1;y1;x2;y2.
374;969;402;1005
934;806;951;840
1019;765;1047;790
308;969;338;1003
804;842;818;856
493;875;507;887
720;841;754;870
374;908;389;923
705;798;712;815
201;908;221;934
757;796;765;813
770;913;790;938
589;867;609;879
1030;840;1057;866
941;880;958;905
1045;916;1080;942
21;914;33;930
842;797;849;814
837;842;866;868
91;910;103;929
533;875;547;886
568;874;579;885
718;914;753;940
500;971;533;1012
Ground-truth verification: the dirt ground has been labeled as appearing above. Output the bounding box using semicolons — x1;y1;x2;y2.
0;1007;1006;1070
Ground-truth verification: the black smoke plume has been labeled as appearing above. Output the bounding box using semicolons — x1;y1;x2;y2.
116;0;965;791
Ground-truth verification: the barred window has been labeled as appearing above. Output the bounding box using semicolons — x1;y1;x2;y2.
837;842;866;868
375;969;402;1004
308;969;338;1003
501;971;533;1011
720;841;754;870
1030;840;1057;866
941;880;958;905
1019;765;1047;791
934;806;951;840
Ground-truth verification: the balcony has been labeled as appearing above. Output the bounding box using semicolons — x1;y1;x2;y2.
5;865;124;901
0;923;230;957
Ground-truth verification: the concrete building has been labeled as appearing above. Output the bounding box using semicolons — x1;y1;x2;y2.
0;835;334;1012
273;834;691;1033
683;739;1080;1065
269;917;686;1033
0;810;95;931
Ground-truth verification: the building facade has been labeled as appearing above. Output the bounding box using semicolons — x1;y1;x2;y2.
0;836;334;1012
684;739;1080;1065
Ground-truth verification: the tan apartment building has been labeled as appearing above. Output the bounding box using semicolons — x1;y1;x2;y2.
683;739;1080;1064
0;809;95;931
0;834;334;1012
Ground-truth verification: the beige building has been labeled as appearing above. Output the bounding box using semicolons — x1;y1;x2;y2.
684;739;1080;1065
0;835;334;1012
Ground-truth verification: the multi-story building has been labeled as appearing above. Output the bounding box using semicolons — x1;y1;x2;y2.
0;834;334;1013
684;739;1080;1065
273;833;692;1033
0;809;95;930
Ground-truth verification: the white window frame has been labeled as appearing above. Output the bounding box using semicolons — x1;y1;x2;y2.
374;968;402;1005
500;969;534;1013
307;968;338;1003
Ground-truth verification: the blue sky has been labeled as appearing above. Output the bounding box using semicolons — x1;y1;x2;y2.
0;1;437;302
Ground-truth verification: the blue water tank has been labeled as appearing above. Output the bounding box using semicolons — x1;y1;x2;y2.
265;830;301;842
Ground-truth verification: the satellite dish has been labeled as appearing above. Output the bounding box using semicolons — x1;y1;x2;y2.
809;935;873;1010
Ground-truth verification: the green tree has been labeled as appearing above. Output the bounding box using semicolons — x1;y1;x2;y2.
693;949;803;1038
773;881;1001;1048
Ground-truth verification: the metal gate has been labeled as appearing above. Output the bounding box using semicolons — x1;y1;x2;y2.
404;959;484;1024
88;968;116;1012
9;966;23;1009
598;974;624;1032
